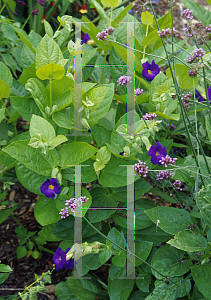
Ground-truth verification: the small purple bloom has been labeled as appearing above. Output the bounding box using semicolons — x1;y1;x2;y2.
40;178;61;199
88;129;91;133
142;60;160;81
32;9;39;15
129;9;132;14
159;155;177;167
38;0;46;7
133;160;149;178
17;0;28;6
81;33;90;44
156;170;173;181
142;113;157;120
117;75;132;86
173;180;182;191
148;141;167;165
135;88;143;96
166;124;176;130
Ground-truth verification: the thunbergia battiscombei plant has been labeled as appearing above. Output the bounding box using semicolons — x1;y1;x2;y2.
1;0;211;298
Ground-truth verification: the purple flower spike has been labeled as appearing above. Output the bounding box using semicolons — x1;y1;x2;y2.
148;141;167;165
38;0;46;7
142;60;160;81
40;178;61;199
32;9;39;15
117;76;132;86
173;180;182;191
81;33;90;44
17;0;28;6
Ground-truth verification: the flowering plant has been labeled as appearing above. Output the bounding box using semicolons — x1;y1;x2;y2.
1;0;211;299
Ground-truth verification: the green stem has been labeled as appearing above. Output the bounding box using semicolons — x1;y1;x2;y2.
21;1;37;30
38;246;54;255
202;224;207;235
165;120;172;139
1;99;11;118
149;0;205;187
28;0;33;31
101;50;107;84
50;150;57;167
143;25;149;60
110;7;113;26
107;218;111;231
0;1;7;15
90;272;108;290
82;215;191;295
10;214;26;231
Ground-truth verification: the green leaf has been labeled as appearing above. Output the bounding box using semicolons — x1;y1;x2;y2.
30;115;55;142
0;62;13;87
0;272;10;284
146;277;191;299
52;111;74;129
44;19;54;38
49;135;67;149
0;79;10;99
0;202;18;224
167;230;208;252
99;248;112;264
135;241;153;266
136;273;151;293
112;250;126;267
151;245;192;279
13;26;36;54
112;3;133;27
145;206;193;235
2;140;55;176
36;34;64;70
141;30;160;47
136;224;171;246
15;163;48;195
0;264;12;273
36;63;65;80
90;0;109;21
107;227;125;251
205;115;211;142
141;11;154;26
55;282;79;300
196;184;211;228
67;277;109;300
191;265;211;300
181;0;211;26
34;195;61;226
59;142;97;167
16;246;27;259
10;95;42;122
94;146;111;171
86;84;114;127
87;187;117;222
25;78;49;118
166;63;198;90
108;278;135;300
99;157;139;188
135;75;150;90
101;0;121;8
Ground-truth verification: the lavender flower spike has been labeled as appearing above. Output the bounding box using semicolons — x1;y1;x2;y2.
117;76;132;86
159;155;177;167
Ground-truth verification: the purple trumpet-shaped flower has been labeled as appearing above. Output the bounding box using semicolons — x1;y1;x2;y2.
148;141;167;165
142;60;160;81
81;33;90;44
52;247;75;271
40;178;61;199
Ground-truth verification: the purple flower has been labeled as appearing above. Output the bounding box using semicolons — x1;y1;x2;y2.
186;48;205;64
158;28;178;38
135;88;143;96
181;9;193;20
166;124;176;130
17;0;28;6
133;160;149;178
129;9;132;14
38;0;46;7
148;141;167;165
40;178;61;199
59;196;89;218
195;90;205;102
173;180;182;191
159;155;177;167
142;60;160;81
81;33;90;44
156;170;173;181
142;113;157;120
52;247;75;271
117;75;132;86
32;9;39;15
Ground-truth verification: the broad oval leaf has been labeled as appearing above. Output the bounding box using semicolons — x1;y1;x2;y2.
36;63;65;80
